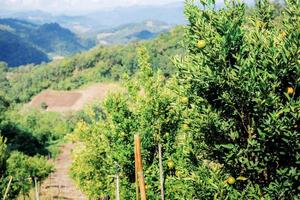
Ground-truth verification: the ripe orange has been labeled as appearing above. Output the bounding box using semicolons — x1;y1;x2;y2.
287;86;294;95
255;20;263;28
197;40;206;49
167;160;175;169
281;31;287;38
182;124;189;130
120;132;125;139
227;176;236;184
180;97;189;104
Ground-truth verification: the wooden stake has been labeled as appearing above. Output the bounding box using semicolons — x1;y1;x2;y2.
158;144;165;200
134;135;146;200
3;176;13;200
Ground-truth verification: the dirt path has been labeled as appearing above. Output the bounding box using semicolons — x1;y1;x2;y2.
40;143;87;200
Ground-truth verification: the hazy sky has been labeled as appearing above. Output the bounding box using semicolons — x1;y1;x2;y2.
0;0;183;13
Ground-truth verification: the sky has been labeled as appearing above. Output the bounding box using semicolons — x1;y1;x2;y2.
0;0;183;13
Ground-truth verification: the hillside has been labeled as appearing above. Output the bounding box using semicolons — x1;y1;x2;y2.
6;26;184;103
30;23;86;55
0;18;91;67
0;29;49;67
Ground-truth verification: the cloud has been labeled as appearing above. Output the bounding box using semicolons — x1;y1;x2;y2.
0;0;182;13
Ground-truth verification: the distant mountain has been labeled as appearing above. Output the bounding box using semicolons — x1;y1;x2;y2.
30;23;85;55
0;18;37;36
0;18;92;67
97;20;172;45
0;29;49;67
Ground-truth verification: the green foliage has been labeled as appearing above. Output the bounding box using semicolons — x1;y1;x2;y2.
0;109;70;198
6;27;183;103
71;48;185;198
1;151;52;199
2;109;74;156
177;0;300;198
0;136;7;177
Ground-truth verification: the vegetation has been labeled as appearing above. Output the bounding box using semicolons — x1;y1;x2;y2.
0;29;49;67
0;24;183;198
0;73;75;198
0;0;299;199
6;26;183;103
70;0;300;199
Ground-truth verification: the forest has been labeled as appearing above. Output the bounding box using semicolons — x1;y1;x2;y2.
0;0;299;199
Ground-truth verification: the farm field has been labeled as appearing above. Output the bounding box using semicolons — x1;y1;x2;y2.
28;83;121;112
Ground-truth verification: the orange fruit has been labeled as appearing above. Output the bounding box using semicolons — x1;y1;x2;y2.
197;40;206;49
226;176;236;185
182;124;189;130
120;132;125;139
167;160;174;169
281;31;287;38
255;20;263;28
180;97;189;104
287;87;294;95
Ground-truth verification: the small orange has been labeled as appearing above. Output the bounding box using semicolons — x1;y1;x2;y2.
255;20;263;28
182;124;189;130
281;31;287;38
167;160;175;169
197;40;206;49
287;86;294;95
180;97;189;104
226;176;236;185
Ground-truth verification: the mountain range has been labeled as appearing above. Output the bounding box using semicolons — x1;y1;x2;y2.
0;18;91;67
0;2;186;35
96;20;172;45
0;2;188;67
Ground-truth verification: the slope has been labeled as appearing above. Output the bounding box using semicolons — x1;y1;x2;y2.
0;29;49;67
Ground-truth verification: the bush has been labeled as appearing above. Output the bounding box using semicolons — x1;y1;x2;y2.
1;151;52;199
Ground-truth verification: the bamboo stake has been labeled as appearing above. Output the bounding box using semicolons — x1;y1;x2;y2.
34;177;39;200
116;173;120;200
48;153;53;200
134;138;139;200
3;176;13;200
134;135;146;200
158;144;165;200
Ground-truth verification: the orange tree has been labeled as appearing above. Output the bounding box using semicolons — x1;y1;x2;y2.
177;0;300;198
70;47;196;199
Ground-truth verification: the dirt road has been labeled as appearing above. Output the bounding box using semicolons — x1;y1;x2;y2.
40;143;87;200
